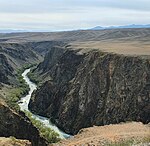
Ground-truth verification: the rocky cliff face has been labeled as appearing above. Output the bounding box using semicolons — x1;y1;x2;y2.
0;54;14;84
0;41;66;86
0;41;68;145
0;102;48;146
29;47;84;117
27;41;66;57
0;42;42;87
29;48;150;135
0;43;41;69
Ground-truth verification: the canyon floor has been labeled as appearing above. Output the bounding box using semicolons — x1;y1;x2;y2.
53;122;150;146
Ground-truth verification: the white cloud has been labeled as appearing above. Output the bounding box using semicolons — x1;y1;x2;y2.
0;0;149;31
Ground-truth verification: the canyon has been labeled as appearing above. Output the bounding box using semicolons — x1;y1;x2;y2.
0;101;48;146
29;47;150;135
0;28;150;145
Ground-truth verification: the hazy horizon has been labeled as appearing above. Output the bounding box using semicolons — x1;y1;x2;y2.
0;0;150;31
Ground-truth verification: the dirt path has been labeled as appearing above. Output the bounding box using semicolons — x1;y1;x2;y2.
52;122;150;146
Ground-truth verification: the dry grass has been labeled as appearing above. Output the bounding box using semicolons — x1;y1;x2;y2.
0;137;31;146
0;28;150;56
53;122;150;146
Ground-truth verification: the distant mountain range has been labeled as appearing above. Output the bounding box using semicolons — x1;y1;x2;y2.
90;24;150;30
0;29;29;33
0;24;150;33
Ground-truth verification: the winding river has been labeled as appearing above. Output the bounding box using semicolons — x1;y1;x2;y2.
18;68;70;139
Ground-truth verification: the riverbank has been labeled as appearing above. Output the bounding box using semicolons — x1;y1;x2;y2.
18;69;70;140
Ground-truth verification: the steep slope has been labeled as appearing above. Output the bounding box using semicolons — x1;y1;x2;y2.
0;54;14;84
0;43;41;70
0;102;48;146
0;41;68;145
0;42;41;88
29;48;150;135
27;41;66;57
0;29;150;144
0;41;66;98
29;47;84;117
0;41;66;85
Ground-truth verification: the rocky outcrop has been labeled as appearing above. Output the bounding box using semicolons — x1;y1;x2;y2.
29;48;150;135
0;54;14;84
0;43;41;69
0;41;67;85
27;41;66;57
0;102;48;146
37;46;66;73
0;42;42;87
29;48;84;117
0;41;70;145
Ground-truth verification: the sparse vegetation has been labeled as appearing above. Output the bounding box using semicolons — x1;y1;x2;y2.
107;140;135;146
107;137;150;146
10;136;18;143
6;64;36;111
25;111;61;143
5;136;31;146
17;63;37;74
27;64;52;86
27;70;40;85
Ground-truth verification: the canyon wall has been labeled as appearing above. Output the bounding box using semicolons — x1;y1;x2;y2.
0;54;14;84
0;42;62;145
0;42;41;87
29;48;150;135
0;41;66;99
0;41;66;85
0;102;48;146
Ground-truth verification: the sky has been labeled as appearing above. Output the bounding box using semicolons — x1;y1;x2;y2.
0;0;150;31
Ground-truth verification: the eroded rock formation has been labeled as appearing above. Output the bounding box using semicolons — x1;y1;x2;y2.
0;102;48;146
29;48;150;135
0;54;14;84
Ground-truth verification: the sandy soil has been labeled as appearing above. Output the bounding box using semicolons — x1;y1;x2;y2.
0;137;31;146
52;122;150;146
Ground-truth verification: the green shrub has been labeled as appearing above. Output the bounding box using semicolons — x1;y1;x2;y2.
6;64;36;111
25;111;61;143
27;71;40;85
6;85;29;112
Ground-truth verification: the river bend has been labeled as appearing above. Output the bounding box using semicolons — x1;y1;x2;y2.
18;68;70;139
